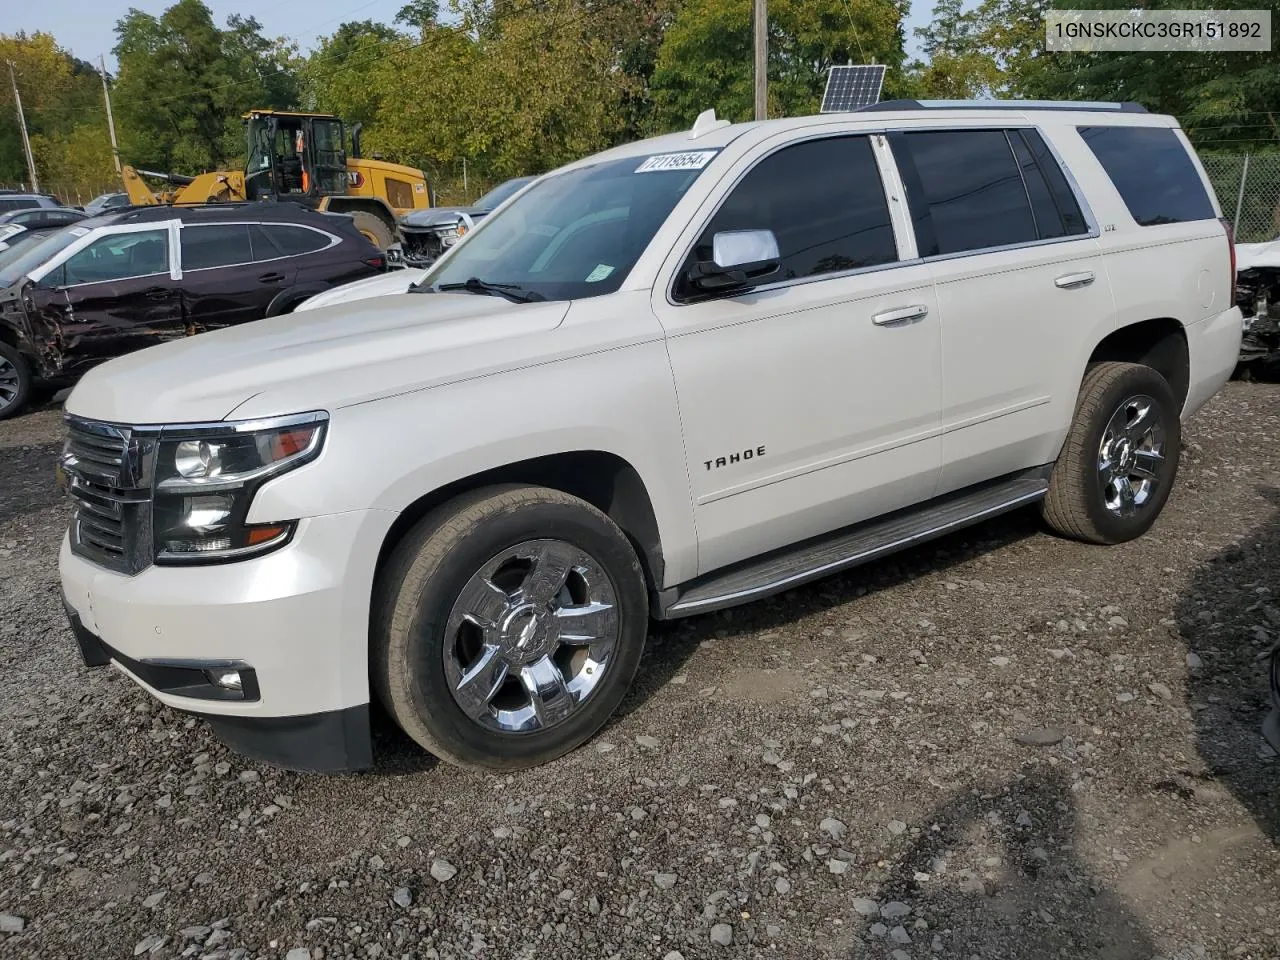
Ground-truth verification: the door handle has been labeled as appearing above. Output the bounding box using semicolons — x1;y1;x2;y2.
872;304;929;326
1055;271;1095;289
143;287;170;300
258;272;285;283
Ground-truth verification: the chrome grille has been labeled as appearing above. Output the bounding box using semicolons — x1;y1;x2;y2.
62;417;155;575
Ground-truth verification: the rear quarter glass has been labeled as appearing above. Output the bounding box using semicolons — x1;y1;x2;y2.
1077;125;1216;227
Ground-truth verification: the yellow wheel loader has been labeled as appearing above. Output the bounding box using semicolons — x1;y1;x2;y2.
120;110;432;251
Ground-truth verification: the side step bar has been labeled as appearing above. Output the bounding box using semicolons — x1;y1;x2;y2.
657;468;1051;619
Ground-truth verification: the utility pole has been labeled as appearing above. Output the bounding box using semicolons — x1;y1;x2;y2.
99;55;122;173
8;61;39;192
753;0;767;121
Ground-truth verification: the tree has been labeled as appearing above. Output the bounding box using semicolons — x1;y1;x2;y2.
906;0;1045;98
0;32;111;193
649;0;908;131
111;0;300;172
1028;0;1280;151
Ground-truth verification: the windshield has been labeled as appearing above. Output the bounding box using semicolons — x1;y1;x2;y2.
427;152;715;301
0;227;88;287
475;177;534;211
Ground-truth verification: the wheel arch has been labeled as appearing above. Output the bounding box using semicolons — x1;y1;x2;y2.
264;283;331;317
1087;318;1190;411
373;450;667;601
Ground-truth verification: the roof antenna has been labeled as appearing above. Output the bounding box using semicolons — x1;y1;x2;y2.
690;108;731;140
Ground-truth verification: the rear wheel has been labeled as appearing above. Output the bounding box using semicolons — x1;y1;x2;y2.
0;342;32;421
349;210;394;252
373;485;649;769
1042;361;1180;544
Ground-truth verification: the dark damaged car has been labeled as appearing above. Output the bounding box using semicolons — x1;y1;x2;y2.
396;176;534;268
0;204;384;419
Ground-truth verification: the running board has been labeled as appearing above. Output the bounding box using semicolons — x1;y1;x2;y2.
658;469;1050;619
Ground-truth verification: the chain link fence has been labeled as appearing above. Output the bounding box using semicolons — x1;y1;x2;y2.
1201;153;1280;243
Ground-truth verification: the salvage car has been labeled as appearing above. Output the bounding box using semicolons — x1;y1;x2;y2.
397;176;535;267
1234;237;1280;376
0;203;383;418
58;101;1240;773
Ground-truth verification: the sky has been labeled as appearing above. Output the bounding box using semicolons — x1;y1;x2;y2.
9;0;937;72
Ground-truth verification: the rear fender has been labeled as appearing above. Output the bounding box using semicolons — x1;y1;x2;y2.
265;284;333;317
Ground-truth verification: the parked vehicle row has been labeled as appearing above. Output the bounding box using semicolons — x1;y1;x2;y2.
0;203;384;418
56;100;1241;773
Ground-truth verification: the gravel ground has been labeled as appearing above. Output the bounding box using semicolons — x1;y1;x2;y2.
1;384;1278;960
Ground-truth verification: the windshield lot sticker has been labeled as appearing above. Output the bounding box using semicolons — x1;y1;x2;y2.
586;264;615;282
635;151;717;173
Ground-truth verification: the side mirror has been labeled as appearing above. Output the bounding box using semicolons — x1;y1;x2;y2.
687;229;781;293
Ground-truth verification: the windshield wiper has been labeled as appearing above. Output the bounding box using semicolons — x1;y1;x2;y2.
435;277;544;303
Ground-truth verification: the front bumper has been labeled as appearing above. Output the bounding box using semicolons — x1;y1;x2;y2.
59;509;394;772
1264;645;1280;755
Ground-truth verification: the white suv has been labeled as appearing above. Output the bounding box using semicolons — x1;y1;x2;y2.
57;101;1242;772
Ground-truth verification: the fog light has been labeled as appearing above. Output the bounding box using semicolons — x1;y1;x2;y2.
205;668;243;692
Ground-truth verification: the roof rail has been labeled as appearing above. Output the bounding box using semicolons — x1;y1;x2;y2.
857;99;1148;114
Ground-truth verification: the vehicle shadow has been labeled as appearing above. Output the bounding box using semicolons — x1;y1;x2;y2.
848;767;1157;959
1175;483;1280;841
618;506;1045;719
0;441;65;524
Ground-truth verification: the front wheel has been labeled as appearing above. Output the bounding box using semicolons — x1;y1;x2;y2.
0;342;33;421
373;485;649;769
1042;361;1181;544
349;210;395;252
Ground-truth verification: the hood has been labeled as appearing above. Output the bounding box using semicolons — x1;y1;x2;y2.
295;268;428;311
1237;240;1280;272
65;293;570;425
401;206;486;228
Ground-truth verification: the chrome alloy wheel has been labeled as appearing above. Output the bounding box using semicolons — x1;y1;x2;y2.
1097;394;1166;518
443;539;620;733
0;354;19;413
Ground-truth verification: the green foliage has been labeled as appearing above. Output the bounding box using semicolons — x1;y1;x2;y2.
111;0;300;171
0;33;109;192
13;0;1280;203
650;0;909;129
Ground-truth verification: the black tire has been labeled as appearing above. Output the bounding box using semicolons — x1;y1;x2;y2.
1042;361;1181;545
373;485;649;769
0;341;32;421
349;210;395;252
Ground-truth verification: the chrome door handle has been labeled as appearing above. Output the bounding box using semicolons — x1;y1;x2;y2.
872;304;929;326
1055;271;1095;289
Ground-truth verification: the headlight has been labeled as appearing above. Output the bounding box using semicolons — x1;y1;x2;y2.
152;412;327;563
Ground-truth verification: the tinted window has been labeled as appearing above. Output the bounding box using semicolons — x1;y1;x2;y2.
893;130;1037;256
181;224;252;270
62;229;169;285
264;224;329;256
0;198;38;213
1078;125;1215;226
689;136;896;289
1008;130;1089;240
249;224;281;261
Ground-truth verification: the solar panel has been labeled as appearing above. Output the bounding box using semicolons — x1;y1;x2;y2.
820;64;887;113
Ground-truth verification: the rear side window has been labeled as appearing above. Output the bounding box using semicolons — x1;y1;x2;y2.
1078;126;1216;226
1009;130;1089;239
0;198;37;213
891;130;1038;256
264;224;330;256
181;224;252;270
687;135;897;289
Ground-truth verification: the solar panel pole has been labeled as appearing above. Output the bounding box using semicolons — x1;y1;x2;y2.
753;0;767;121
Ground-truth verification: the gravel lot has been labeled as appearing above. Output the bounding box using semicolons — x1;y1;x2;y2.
1;383;1278;960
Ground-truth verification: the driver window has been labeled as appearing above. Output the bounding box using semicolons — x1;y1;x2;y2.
62;229;170;286
682;135;897;296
